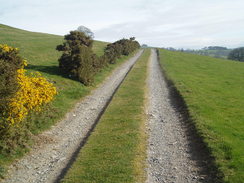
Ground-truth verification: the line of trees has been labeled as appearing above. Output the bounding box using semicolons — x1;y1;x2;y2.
228;47;244;62
56;31;140;85
163;47;232;59
163;46;244;62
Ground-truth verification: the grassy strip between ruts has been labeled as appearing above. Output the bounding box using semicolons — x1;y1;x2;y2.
0;24;139;178
61;49;150;183
158;49;244;183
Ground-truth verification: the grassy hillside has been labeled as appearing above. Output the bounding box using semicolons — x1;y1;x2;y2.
158;49;244;183
0;24;107;63
0;24;109;132
0;24;134;177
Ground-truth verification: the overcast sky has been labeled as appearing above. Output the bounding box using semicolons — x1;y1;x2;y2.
1;0;244;48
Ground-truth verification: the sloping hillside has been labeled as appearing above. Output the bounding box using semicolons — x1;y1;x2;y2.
0;24;109;132
0;24;133;177
0;24;107;65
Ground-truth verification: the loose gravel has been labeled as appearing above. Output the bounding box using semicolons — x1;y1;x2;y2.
2;50;143;183
146;49;214;183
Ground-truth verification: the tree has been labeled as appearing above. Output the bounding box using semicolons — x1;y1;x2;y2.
77;25;94;39
228;47;244;62
141;44;148;48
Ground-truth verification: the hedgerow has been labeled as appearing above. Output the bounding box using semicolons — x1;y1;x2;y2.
57;31;140;85
104;37;140;64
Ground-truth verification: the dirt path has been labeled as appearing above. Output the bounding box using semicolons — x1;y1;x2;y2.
146;49;214;183
2;50;143;183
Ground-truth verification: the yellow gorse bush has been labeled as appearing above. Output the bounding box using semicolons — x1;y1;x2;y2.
0;44;17;52
1;46;58;125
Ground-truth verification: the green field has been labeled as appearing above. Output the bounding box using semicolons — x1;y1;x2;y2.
0;24;135;177
158;49;244;183
62;49;150;183
0;24;112;134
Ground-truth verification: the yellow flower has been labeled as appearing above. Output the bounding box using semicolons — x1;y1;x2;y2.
23;60;28;66
1;44;57;125
6;62;57;124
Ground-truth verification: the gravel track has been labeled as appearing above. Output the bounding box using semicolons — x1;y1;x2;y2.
2;50;143;183
146;49;214;183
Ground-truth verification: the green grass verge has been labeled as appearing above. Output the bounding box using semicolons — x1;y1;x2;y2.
158;49;244;183
61;49;150;183
0;24;136;178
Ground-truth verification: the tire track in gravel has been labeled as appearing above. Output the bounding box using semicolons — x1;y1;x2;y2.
2;50;143;183
146;49;216;183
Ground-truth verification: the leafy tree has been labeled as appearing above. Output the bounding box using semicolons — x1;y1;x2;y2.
141;44;148;48
77;25;94;39
228;47;244;62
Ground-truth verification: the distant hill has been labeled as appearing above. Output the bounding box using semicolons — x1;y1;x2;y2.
164;46;232;59
184;46;232;59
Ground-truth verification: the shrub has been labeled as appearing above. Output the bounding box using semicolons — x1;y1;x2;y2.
104;43;121;64
6;63;57;125
0;44;57;153
104;37;140;64
57;32;140;85
57;31;97;85
72;45;96;85
0;45;22;123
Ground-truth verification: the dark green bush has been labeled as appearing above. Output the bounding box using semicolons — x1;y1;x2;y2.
57;32;140;85
0;44;29;154
228;47;244;62
56;31;97;85
72;45;96;85
0;45;22;125
104;37;140;64
104;43;123;64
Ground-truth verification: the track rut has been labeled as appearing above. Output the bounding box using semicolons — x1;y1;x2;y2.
146;49;215;183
